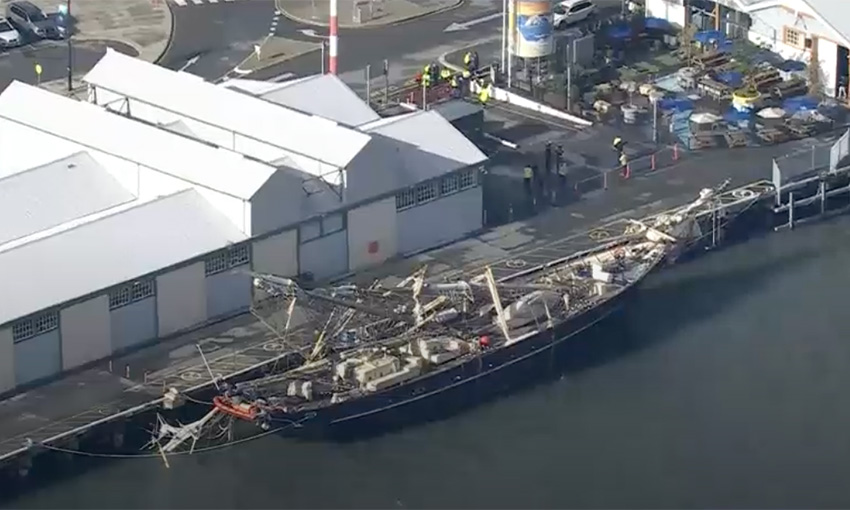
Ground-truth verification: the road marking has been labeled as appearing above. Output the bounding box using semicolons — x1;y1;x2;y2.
209;0;219;3
172;0;187;5
191;0;203;4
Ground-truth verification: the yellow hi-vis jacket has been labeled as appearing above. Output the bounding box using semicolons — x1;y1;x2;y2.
478;84;491;104
523;166;533;179
440;68;452;80
464;52;472;65
619;153;628;166
450;76;458;88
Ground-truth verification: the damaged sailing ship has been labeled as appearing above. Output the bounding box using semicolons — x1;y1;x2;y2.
180;184;724;439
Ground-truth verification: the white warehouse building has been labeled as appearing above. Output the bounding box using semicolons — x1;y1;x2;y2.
83;50;488;280
0;52;487;395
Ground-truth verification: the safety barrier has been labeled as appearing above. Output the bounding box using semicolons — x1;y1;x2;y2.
572;143;684;195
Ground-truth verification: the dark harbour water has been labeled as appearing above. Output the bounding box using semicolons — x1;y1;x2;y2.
8;216;850;509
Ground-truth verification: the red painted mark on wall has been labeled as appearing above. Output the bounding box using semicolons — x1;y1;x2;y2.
368;241;379;254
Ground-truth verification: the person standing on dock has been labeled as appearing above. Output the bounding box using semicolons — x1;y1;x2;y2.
619;152;630;179
544;142;552;175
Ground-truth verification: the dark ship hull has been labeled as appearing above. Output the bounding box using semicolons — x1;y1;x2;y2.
266;278;646;439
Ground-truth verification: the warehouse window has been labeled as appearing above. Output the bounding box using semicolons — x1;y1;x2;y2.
110;279;155;310
322;213;344;235
396;188;416;210
206;245;252;276
228;244;250;267
416;181;438;204
13;311;58;343
205;252;229;276
783;27;804;49
459;168;478;190
441;174;459;196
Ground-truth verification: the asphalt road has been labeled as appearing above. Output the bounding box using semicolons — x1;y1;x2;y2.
159;0;278;79
249;0;623;90
0;39;136;90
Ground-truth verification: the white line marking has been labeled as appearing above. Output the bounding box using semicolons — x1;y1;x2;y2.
190;0;203;4
172;0;187;5
209;0;219;3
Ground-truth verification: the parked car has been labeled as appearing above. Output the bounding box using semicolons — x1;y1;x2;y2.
553;0;596;29
5;1;65;40
0;17;22;49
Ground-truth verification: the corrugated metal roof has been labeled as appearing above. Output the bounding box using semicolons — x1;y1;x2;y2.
260;74;382;127
0;81;276;200
161;120;197;138
84;50;372;170
0;189;248;327
0;152;136;247
361;110;487;169
224;78;289;96
430;100;484;122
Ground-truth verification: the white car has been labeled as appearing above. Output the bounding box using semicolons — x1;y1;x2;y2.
0;17;21;49
553;0;597;29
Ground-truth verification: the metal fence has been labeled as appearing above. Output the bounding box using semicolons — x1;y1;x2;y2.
772;140;836;187
572;143;685;194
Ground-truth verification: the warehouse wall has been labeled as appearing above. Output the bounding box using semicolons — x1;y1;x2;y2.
347;197;398;271
206;266;252;319
14;325;61;386
60;295;111;371
0;327;14;393
156;262;207;337
253;230;299;276
396;186;482;255
250;171;303;237
110;295;157;352
645;0;685;27
298;214;348;279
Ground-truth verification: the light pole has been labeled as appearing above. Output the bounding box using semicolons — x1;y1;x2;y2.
59;0;72;92
500;0;507;70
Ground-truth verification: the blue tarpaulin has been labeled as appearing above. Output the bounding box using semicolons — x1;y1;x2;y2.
783;96;819;113
606;24;631;39
723;107;751;124
778;59;806;72
658;98;694;112
716;71;743;87
645;17;673;31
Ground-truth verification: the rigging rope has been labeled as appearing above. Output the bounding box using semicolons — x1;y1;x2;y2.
40;426;285;459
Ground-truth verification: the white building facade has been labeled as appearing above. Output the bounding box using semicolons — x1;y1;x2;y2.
645;0;850;97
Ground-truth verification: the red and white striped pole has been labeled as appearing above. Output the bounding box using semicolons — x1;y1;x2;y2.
329;0;338;74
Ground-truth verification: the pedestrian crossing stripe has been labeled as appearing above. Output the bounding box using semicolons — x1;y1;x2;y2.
171;0;234;6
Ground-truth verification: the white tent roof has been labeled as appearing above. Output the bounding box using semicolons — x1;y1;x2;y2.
0;81;276;200
84;50;372;170
0;189;248;328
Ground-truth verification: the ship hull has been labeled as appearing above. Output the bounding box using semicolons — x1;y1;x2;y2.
267;275;649;439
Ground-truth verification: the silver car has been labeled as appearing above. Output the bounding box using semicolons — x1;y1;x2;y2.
0;17;22;49
5;1;63;40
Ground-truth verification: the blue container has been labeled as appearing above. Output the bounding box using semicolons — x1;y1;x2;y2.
783;96;819;113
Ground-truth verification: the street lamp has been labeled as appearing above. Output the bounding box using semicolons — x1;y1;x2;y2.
57;1;71;92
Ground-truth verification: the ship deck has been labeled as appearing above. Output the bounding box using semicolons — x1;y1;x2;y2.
0;130;789;464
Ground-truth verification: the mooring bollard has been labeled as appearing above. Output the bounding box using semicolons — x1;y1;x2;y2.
125;364;130;379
